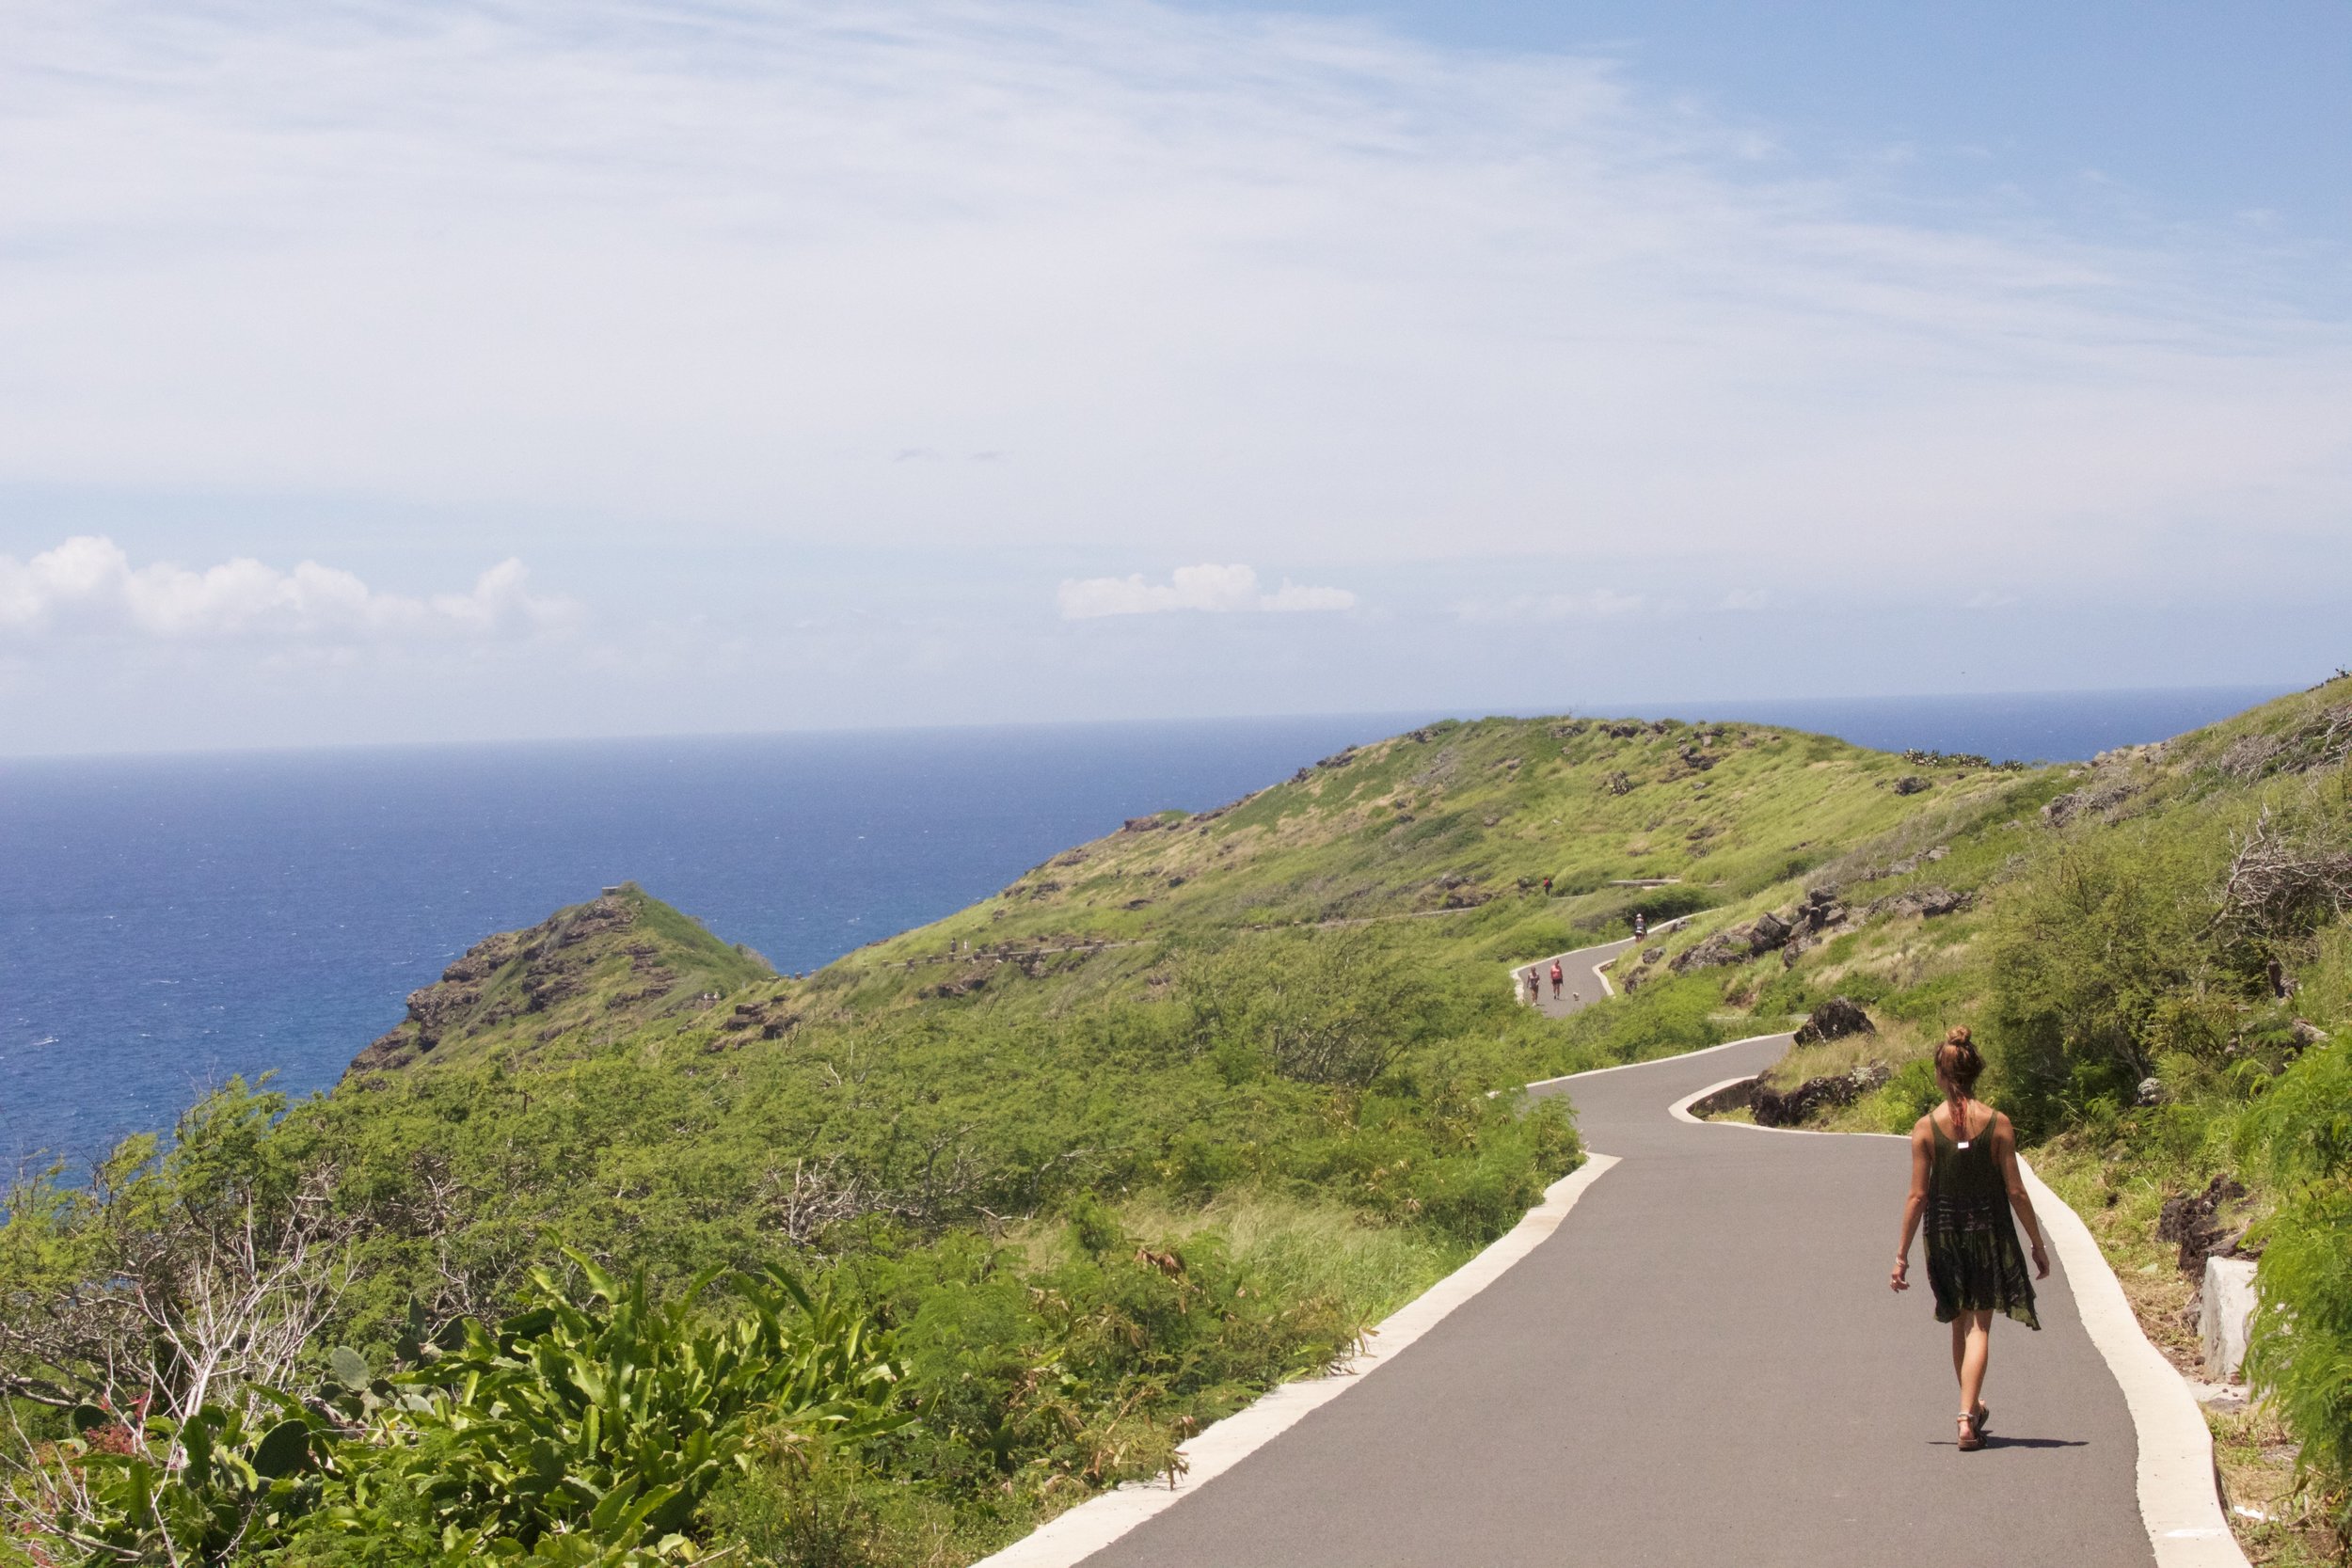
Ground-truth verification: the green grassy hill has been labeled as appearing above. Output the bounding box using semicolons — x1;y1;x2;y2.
7;688;2347;1567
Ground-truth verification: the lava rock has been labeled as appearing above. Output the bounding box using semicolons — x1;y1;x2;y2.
2158;1175;2252;1275
1793;997;1875;1046
1752;1065;1890;1127
1747;911;1793;954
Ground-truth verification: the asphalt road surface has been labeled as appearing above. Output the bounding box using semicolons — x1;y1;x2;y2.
1078;971;2153;1567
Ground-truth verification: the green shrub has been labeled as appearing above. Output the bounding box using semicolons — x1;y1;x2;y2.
1982;829;2218;1134
2240;1039;2352;1533
1870;1058;1941;1133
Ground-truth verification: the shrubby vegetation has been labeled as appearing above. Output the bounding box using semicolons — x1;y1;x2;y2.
11;688;2350;1563
3;920;1576;1565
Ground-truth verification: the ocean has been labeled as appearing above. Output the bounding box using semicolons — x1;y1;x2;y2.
0;686;2288;1163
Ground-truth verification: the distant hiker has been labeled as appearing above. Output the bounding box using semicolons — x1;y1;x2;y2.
1632;911;1647;940
1890;1027;2049;1452
1542;875;1553;896
1549;960;1564;998
1524;969;1541;1002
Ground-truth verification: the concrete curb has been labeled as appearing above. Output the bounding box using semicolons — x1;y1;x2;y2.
966;1152;1624;1568
1671;1074;2248;1568
2024;1161;2249;1568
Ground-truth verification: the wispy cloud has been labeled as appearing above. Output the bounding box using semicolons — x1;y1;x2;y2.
0;0;2347;751
3;0;2344;587
1454;589;1648;623
0;536;574;641
1058;564;1356;619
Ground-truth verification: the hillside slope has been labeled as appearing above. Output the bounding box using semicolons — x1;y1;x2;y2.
8;689;2346;1568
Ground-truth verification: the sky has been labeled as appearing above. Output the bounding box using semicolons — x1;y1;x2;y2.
2;0;2347;755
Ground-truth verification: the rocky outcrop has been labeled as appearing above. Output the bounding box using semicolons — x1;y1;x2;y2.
1670;909;1801;974
1866;885;1972;920
1669;928;1749;974
2158;1175;2254;1275
348;923;543;1072
1752;1065;1889;1128
1793;997;1875;1046
1775;886;1851;965
1892;775;1932;796
348;889;761;1078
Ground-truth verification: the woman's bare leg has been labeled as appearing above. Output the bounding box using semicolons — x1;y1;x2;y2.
1957;1310;1992;1418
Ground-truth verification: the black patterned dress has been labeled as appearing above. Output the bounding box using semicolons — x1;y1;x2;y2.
1923;1112;2041;1329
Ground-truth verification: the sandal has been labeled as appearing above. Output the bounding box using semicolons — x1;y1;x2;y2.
1957;1413;1983;1452
1973;1402;1989;1437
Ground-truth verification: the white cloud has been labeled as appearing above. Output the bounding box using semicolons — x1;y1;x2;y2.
1057;564;1357;619
0;536;574;641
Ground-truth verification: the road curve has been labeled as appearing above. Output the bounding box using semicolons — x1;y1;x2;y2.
1074;1016;2153;1565
1513;922;1692;1019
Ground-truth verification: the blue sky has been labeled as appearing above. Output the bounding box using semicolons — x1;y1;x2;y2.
2;0;2347;753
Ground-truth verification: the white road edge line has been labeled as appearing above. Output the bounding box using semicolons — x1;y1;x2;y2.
965;1151;1623;1568
1668;1073;2249;1568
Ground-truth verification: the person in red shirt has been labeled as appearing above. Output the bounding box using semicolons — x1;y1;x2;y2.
1549;960;1564;998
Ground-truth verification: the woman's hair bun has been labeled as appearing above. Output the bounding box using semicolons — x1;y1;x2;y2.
1935;1026;1984;1090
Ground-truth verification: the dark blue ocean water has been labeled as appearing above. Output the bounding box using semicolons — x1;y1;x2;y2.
0;687;2289;1164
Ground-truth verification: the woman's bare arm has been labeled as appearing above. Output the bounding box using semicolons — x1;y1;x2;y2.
1994;1115;2052;1278
1891;1120;1931;1291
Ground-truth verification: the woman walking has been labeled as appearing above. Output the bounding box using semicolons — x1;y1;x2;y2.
1890;1027;2050;1451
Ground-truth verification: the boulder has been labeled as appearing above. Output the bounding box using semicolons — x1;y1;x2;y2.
1747;911;1792;954
1892;775;1932;796
2158;1175;2250;1275
1670;929;1750;973
2200;1257;2260;1382
1793;997;1875;1046
1789;886;1847;935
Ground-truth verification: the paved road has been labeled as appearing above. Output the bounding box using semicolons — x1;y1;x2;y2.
1514;923;1690;1019
1080;989;2153;1565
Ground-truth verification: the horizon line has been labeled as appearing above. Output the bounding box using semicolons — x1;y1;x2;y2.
0;678;2311;768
